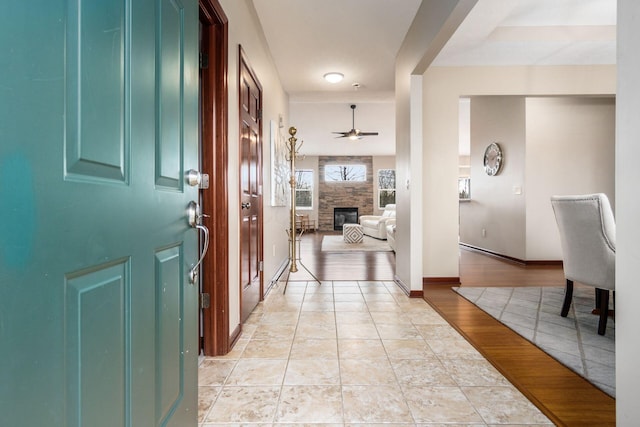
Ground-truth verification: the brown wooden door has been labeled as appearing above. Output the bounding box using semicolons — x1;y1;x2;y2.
239;47;263;323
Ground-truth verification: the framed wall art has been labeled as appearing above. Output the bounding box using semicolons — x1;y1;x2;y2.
270;119;289;206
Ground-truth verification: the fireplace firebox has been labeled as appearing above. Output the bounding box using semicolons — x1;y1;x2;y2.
334;207;358;231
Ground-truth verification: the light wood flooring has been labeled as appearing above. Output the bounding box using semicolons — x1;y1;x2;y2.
292;232;615;426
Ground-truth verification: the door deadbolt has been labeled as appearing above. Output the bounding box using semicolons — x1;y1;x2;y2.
186;169;201;187
186;169;209;189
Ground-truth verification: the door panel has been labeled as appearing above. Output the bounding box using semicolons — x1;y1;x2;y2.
65;259;129;427
0;1;199;425
157;0;185;190
154;245;184;423
65;0;128;184
239;48;263;323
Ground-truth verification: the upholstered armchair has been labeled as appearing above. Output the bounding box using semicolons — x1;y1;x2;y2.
359;204;396;239
386;218;396;251
551;194;615;335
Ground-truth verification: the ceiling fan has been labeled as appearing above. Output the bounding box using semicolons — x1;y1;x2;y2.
332;104;379;140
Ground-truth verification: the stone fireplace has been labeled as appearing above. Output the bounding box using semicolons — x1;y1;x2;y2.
318;156;374;231
333;207;358;231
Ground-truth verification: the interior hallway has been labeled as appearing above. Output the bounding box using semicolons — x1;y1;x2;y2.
197;234;614;426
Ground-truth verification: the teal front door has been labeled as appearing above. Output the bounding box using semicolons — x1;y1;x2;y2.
0;1;199;425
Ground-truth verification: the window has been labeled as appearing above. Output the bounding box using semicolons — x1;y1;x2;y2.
295;169;313;209
324;164;366;182
458;177;470;200
378;169;396;208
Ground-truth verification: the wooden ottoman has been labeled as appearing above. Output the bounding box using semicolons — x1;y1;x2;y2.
343;223;364;243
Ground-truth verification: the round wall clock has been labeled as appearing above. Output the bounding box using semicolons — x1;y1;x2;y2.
483;142;503;176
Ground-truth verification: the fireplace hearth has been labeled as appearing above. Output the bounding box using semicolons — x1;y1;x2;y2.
334;207;358;231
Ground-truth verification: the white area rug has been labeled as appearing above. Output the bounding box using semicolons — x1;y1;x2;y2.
321;235;392;252
453;286;615;397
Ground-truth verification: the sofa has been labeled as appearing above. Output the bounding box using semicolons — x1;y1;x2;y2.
359;204;396;240
386;218;396;251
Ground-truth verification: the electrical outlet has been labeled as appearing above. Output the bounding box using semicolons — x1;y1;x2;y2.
482;228;486;237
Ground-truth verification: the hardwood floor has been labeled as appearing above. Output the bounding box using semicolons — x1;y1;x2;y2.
458;245;566;287
293;233;615;426
285;231;396;282
433;249;615;427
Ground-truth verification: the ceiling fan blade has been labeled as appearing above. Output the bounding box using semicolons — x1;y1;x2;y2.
331;105;380;139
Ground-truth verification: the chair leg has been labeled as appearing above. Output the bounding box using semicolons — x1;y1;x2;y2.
561;279;573;317
597;288;609;336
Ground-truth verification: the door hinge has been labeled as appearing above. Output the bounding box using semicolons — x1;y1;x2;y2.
259;261;264;272
199;52;209;69
200;293;210;309
257;109;263;120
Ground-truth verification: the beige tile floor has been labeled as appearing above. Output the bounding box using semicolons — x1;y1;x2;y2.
198;280;553;426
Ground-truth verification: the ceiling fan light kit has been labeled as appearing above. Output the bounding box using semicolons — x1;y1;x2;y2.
332;104;379;140
323;72;344;83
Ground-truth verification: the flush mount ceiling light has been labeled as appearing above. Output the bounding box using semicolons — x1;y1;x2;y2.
323;72;344;83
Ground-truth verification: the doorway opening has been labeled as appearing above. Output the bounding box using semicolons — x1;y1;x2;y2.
199;0;229;356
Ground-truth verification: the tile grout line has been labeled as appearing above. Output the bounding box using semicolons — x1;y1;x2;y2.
331;280;348;425
366;280;420;426
200;281;555;425
269;279;307;424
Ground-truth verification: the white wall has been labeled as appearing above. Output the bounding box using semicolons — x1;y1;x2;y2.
395;0;476;290
616;0;640;423
423;65;615;279
459;96;615;261
219;0;290;332
393;64;413;288
461;96;527;259
289;102;395;156
525;97;615;260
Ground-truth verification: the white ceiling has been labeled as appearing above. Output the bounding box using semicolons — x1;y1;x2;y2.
252;0;617;156
433;0;616;67
252;0;422;103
